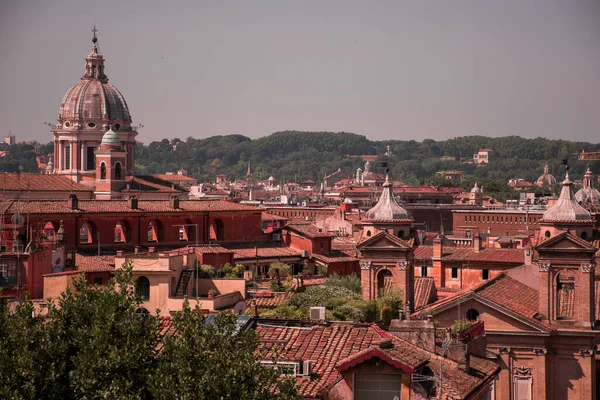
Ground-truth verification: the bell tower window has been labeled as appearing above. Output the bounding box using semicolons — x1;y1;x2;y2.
115;162;122;180
100;162;106;180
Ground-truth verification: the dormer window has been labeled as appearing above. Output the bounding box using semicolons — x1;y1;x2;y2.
260;361;300;376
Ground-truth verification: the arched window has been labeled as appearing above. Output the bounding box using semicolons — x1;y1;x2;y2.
147;223;157;242
100;162;106;180
80;222;92;244
214;219;224;241
581;231;589;240
545;230;551;238
556;270;575;320
115;162;122;180
136;276;150;301
366;230;372;237
398;230;405;239
114;222;126;243
466;308;480;321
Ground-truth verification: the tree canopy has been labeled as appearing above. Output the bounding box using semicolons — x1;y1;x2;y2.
0;265;299;399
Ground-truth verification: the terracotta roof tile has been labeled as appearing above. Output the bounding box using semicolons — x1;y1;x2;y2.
75;254;115;272
414;246;524;264
224;243;303;260
414;277;437;309
255;322;499;399
0;173;92;192
1;199;261;215
284;223;334;239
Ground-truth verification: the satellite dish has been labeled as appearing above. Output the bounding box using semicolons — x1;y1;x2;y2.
11;213;25;225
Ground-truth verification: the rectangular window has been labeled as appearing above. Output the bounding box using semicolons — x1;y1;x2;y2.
64;146;71;170
482;269;490;280
421;266;428;277
451;267;458;279
86;147;95;170
514;377;532;400
0;259;18;286
355;373;402;400
93;277;103;285
260;361;299;376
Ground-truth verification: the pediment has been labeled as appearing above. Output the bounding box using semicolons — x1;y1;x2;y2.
535;232;596;252
429;294;549;333
358;231;411;250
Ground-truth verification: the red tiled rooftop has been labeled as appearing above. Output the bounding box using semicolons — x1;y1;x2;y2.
414;246;525;264
284;223;334;239
0;199;262;215
255;322;499;399
0;173;92;192
225;244;303;260
75;254;115;272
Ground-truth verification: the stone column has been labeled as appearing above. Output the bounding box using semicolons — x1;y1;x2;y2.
58;141;63;171
70;141;74;172
54;139;59;172
81;142;86;171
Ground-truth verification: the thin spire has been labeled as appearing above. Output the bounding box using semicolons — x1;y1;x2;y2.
92;23;98;43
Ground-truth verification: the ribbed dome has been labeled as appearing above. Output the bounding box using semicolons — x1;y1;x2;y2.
101;126;120;144
364;177;410;221
57;36;131;129
59;80;130;124
471;182;481;193
575;166;600;204
536;163;557;189
543;171;592;221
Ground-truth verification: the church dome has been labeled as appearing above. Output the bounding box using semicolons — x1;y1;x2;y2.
470;182;481;193
101;126;120;144
543;171;592;221
575;166;600;204
536;163;557;189
364;176;410;221
57;33;131;130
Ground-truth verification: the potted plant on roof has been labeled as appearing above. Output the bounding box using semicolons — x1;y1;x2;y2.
208;288;217;298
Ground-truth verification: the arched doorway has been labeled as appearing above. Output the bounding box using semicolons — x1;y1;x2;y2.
136;276;150;301
377;269;393;297
214;219;225;241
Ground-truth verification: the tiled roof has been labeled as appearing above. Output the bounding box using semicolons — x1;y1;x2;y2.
414;246;525;264
225;244;303;260
284;223;334;239
331;237;357;251
247;292;292;309
153;174;197;182
192;245;234;254
414;277;437;309
122;175;188;193
421;273;554;331
312;252;358;264
75;254;115;272
0;199;262;215
255;322;499;399
0;173;92;192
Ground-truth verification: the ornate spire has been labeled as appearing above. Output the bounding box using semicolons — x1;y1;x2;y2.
543;165;591;221
364;171;410;221
83;25;107;82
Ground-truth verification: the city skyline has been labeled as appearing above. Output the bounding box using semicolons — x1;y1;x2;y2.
1;0;600;143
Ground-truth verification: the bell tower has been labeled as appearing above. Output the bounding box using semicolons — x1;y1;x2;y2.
94;126;126;200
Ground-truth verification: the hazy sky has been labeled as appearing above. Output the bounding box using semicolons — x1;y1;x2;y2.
1;0;600;144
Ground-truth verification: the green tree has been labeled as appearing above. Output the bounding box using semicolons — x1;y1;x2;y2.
149;304;299;399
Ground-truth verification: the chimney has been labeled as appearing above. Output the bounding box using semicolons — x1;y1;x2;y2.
148;246;156;253
433;237;442;261
68;194;78;210
524;244;533;265
134;246;141;254
169;195;180;209
473;234;482;252
116;250;124;256
128;195;138;210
